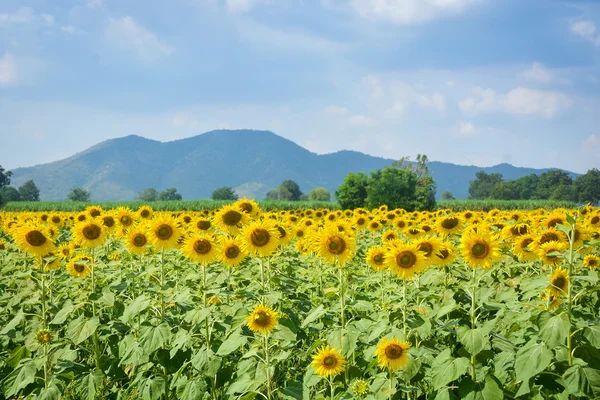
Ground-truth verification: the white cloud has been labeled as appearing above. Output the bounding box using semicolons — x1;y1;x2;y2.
347;114;374;126
570;20;600;47
459;86;571;118
0;7;35;24
105;17;174;62
40;13;54;26
459;121;477;135
226;0;254;13
60;25;76;34
350;0;480;25
88;0;104;8
0;53;17;86
582;134;598;152
523;62;553;83
325;105;350;115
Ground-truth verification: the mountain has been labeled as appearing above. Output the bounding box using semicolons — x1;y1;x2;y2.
8;130;578;201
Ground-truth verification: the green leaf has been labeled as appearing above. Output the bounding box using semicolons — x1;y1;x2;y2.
121;295;151;323
67;315;99;345
139;376;166;400
281;380;303;400
431;348;470;389
1;308;24;334
273;320;297;344
37;383;62;400
179;380;208;400
458;327;488;356
515;340;552;381
50;300;74;325
216;329;248;355
538;311;569;348
2;362;37;398
301;304;326;328
6;345;30;368
458;375;504;400
562;365;600;397
583;326;600;348
77;370;103;400
140;323;171;354
436;299;457;319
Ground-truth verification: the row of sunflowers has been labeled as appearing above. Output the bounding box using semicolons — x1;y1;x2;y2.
0;200;599;399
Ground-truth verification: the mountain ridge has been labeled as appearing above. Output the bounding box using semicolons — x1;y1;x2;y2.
9;129;578;201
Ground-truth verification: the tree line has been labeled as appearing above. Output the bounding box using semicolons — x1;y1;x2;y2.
467;169;600;204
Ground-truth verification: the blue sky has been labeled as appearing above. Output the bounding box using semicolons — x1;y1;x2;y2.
0;0;599;173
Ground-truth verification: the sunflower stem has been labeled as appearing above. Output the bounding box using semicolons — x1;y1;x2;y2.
160;249;165;320
260;258;266;303
90;250;102;371
380;271;386;310
402;278;407;338
264;334;273;400
567;217;576;367
330;375;335;400
470;266;477;381
389;367;394;400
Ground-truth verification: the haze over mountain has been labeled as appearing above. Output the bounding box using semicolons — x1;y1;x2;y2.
8;130;577;202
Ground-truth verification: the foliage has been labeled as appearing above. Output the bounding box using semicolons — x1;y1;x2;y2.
309;187;331;202
468;171;504;199
0;165;12;207
441;191;455;200
211;187;238;201
393;154;437;211
575;168;600;205
67;187;91;202
437;199;577;211
18;180;40;201
0;186;21;203
137;188;159;202
366;167;418;211
158;188;182;201
335;172;369;210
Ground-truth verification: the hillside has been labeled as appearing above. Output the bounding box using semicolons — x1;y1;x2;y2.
8;130;576;201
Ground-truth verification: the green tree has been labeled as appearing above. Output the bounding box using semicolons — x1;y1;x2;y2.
68;187;91;202
335;172;369;209
279;180;303;201
158;188;182;201
536;170;573;199
212;186;238;201
441;191;455;200
393;154;436;210
18;180;40;201
0;165;12;207
489;181;519;200
512;174;539;200
137;188;159;202
309;187;331;201
265;186;292;201
550;184;579;202
468;171;504;199
366;167;418;211
0;186;20;202
575;168;600;205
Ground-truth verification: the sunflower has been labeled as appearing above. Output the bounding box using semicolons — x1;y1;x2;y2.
374;337;411;371
311;224;356;266
583;254;599;270
435;215;463;236
12;222;55;258
381;230;399;243
351;379;369;397
354;215;368;230
532;228;565;252
585;213;600;229
116;207;135;229
100;214;117;233
542;212;565;229
311;346;346;378
67;255;92;278
48;213;64;227
404;227;424;240
512;235;537;262
414;236;445;265
218;236;248;268
72;218;105;248
460;230;502;269
137;205;153;220
194;217;212;232
540;290;562;310
234;198;262;217
384;242;427;279
537;241;567;265
275;224;293;247
368;220;383;232
149;215;182;250
246;304;279;335
548;267;569;297
85;206;103;218
242;220;280;257
435;242;457;267
42;251;61;271
213;204;250;234
501;223;531;241
366;246;387;272
182;233;219;265
125;225;152;255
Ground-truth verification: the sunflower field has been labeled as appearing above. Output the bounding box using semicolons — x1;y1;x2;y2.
0;201;599;400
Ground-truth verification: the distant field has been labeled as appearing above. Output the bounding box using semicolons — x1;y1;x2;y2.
1;199;577;212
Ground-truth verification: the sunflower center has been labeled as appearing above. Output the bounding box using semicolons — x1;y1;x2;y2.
26;230;47;247
520;238;534;251
253;311;270;326
140;210;150;218
357;218;366;225
133;233;147;247
77;215;86;222
103;216;115;228
588;259;597;267
547;218;562;228
437;249;450;260
277;226;287;239
156;224;173;240
297;230;304;238
396;221;406;229
464;212;473;219
373;254;384;264
240;203;252;213
472;243;489;258
223;210;242;226
408;228;420;236
396;251;416;269
591;216;600;225
226;245;240;259
384;344;404;360
194;239;211;255
441;218;459;230
540;232;559;244
417;242;433;257
52;216;61;224
120;216;132;226
553;277;566;288
197;220;211;230
74;263;85;273
89;209;101;217
251;229;270;247
327;236;346;255
82;224;101;240
323;355;337;367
